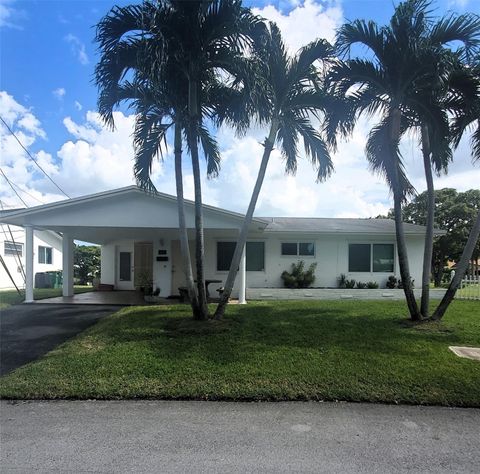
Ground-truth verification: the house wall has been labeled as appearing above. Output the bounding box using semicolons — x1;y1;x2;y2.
99;231;425;298
0;226;62;290
204;231;425;296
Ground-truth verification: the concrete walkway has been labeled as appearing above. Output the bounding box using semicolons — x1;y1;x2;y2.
1;401;479;473
0;304;121;375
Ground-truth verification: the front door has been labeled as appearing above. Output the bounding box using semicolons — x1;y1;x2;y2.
116;248;134;290
171;239;196;295
134;242;153;289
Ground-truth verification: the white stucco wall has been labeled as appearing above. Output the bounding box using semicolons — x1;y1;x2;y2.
0;227;63;290
204;232;425;296
98;231;425;298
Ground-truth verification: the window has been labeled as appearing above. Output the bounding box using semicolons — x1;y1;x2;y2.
217;242;236;271
246;242;265;271
38;246;53;264
281;242;315;256
348;244;371;272
299;242;315;256
4;241;23;257
217;241;265;272
281;242;297;256
348;243;394;272
373;244;394;272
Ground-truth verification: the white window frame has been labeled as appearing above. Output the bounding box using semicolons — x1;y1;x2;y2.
38;245;53;265
4;241;23;257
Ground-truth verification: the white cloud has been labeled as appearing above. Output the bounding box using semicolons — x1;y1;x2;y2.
253;0;342;51
65;34;89;65
1;0;479;218
74;100;83;111
52;87;66;100
0;0;24;29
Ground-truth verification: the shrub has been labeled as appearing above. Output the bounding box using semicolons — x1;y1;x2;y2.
397;278;414;289
345;278;356;289
386;275;397;289
281;260;317;288
356;281;367;289
366;281;379;289
338;273;347;289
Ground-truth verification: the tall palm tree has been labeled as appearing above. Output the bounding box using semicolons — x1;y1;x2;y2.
432;59;480;320
213;23;335;320
95;0;262;320
327;0;479;320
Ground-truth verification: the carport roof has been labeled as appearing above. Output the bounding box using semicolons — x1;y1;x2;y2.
0;186;442;239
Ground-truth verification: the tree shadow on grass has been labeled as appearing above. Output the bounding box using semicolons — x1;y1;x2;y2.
88;302;467;368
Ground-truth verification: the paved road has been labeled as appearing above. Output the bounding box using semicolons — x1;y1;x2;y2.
0;304;121;375
1;401;479;473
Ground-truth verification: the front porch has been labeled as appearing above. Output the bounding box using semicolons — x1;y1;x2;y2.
34;290;151;305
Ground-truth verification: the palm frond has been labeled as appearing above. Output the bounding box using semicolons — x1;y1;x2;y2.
365;117;415;200
294;118;333;182
133;112;172;193
277;115;299;175
198;124;221;178
335;19;385;60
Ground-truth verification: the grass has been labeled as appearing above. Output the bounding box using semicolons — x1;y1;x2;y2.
0;286;93;308
1;300;479;406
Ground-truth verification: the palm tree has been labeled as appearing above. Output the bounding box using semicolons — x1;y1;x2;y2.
213;23;335;320
432;59;480;320
95;0;262;320
327;0;480;320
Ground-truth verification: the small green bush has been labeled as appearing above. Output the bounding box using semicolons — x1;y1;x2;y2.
356;281;367;289
281;260;317;288
345;278;356;289
366;281;379;289
338;273;347;289
386;275;397;289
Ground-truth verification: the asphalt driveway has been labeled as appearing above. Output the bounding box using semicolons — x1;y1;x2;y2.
0;304;121;375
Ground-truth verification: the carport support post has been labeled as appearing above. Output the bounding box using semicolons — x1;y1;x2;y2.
25;225;34;303
62;233;74;297
239;245;247;304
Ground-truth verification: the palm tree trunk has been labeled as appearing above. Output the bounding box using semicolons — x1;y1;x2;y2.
393;191;421;320
391;108;421;320
214;119;279;320
432;210;480;320
188;130;209;320
420;125;435;318
187;60;208;320
174;120;201;319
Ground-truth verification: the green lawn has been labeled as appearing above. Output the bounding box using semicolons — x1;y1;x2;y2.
0;286;93;308
1;300;479;406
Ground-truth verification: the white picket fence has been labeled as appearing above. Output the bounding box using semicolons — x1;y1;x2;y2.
456;276;480;300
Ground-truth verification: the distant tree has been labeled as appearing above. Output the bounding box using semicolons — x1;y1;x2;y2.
74;246;101;285
383;188;480;286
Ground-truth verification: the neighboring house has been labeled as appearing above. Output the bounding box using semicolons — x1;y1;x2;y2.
0;225;62;290
0;186;442;302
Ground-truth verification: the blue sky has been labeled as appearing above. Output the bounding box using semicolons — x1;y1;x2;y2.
1;0;479;217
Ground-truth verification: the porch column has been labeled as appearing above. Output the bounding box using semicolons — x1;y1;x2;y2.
24;225;34;303
239;244;247;304
62;233;74;297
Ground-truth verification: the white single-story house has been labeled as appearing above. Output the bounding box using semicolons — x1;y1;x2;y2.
0;225;62;290
0;186;440;302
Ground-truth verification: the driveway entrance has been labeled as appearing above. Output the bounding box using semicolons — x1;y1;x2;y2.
0;304;121;375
